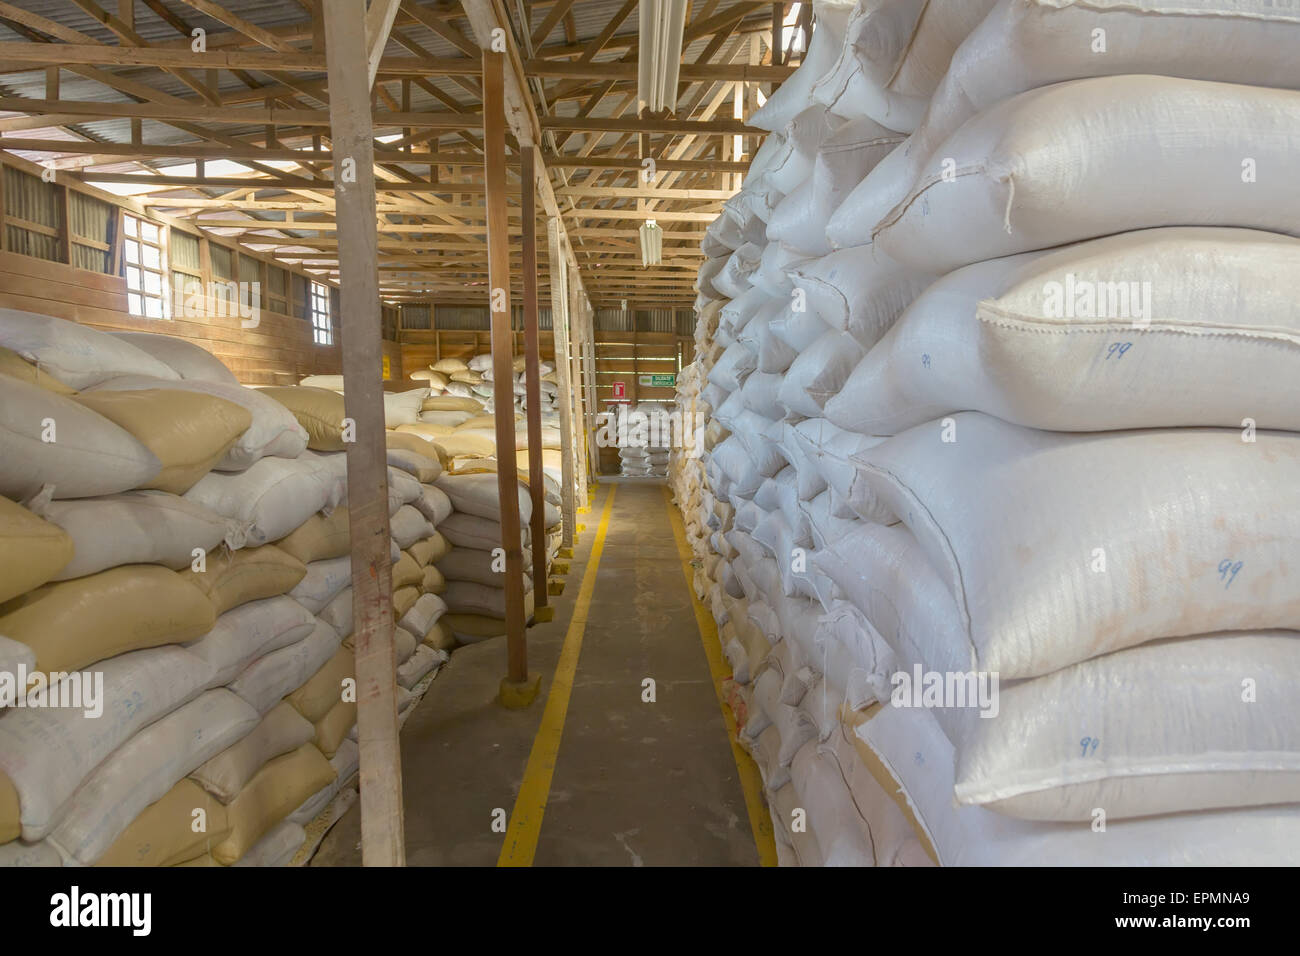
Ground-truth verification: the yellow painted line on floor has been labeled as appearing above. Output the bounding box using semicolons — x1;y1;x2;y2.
662;485;779;867
497;484;617;867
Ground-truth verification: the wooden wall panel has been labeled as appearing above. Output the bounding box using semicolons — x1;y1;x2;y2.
0;251;414;387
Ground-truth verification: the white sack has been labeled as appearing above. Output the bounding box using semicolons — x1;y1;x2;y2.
0;646;213;841
227;619;342;715
186;596;317;688
40;490;242;579
829;228;1300;434
854;412;1300;678
859;703;1300;866
957;631;1300;822
876;75;1300;275
0;376;160;500
0;309;179;389
110;332;239;385
287;557;352;615
48;689;258;865
184;454;338;547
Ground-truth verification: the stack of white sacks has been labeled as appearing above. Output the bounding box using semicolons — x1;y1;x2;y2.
618;403;671;478
681;0;1300;865
0;313;452;867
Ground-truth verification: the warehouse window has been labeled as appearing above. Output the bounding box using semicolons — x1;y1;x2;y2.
123;214;168;319
310;281;332;345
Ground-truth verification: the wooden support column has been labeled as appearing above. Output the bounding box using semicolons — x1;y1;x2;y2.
583;320;599;482
484;49;534;706
520;145;549;616
569;279;589;496
547;217;577;550
322;0;404;867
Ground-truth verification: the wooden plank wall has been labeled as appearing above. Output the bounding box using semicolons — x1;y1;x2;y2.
0;153;402;388
0;250;343;386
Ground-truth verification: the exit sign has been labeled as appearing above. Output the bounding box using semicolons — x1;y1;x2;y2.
638;373;676;387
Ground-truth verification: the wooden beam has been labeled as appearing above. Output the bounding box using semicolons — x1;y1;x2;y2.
0;41;488;74
540;115;760;135
176;0;299;53
484;48;531;698
543;154;748;173
0;138;491;165
525;59;794;81
77;172;520;193
520;144;547;613
365;0;403;88
0;95;473;128
322;0;404;868
529;0;576;49
557;185;735;200
547;216;576;550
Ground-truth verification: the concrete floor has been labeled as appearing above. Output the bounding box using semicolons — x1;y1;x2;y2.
312;480;760;867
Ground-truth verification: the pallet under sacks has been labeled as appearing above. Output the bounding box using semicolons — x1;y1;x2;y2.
0;315;456;866
676;0;1300;866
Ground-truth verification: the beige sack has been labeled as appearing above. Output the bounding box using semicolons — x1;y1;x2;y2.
0;565;215;672
259;386;347;451
96;779;230;867
392;551;422;588
386;431;444;465
395;422;455;444
180;544;307;615
431;358;468;374
410;369;449;388
407;532;450;566
0;496;73;604
190;701;316;804
393;585;420;618
313;700;356;759
212;743;334;865
433;430;495;460
0;771;19;843
73;389;252;494
420;564;445;595
420;395;481;413
275;507;350;563
0;345;76;394
285;647;353;724
422;620;456;651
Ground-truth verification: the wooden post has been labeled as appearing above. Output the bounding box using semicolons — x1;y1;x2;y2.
569;279;589;496
547;217;577;550
520;145;548;614
322;0;404;868
484;50;533;705
584;335;599;482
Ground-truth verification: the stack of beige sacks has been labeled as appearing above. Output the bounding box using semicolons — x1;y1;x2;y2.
682;0;1300;866
380;354;566;641
0;312;449;867
300;350;569;642
309;351;564;420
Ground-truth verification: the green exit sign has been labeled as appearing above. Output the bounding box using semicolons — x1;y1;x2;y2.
638;373;676;387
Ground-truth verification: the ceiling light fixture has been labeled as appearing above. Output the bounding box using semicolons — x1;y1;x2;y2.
638;0;688;115
639;219;663;267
